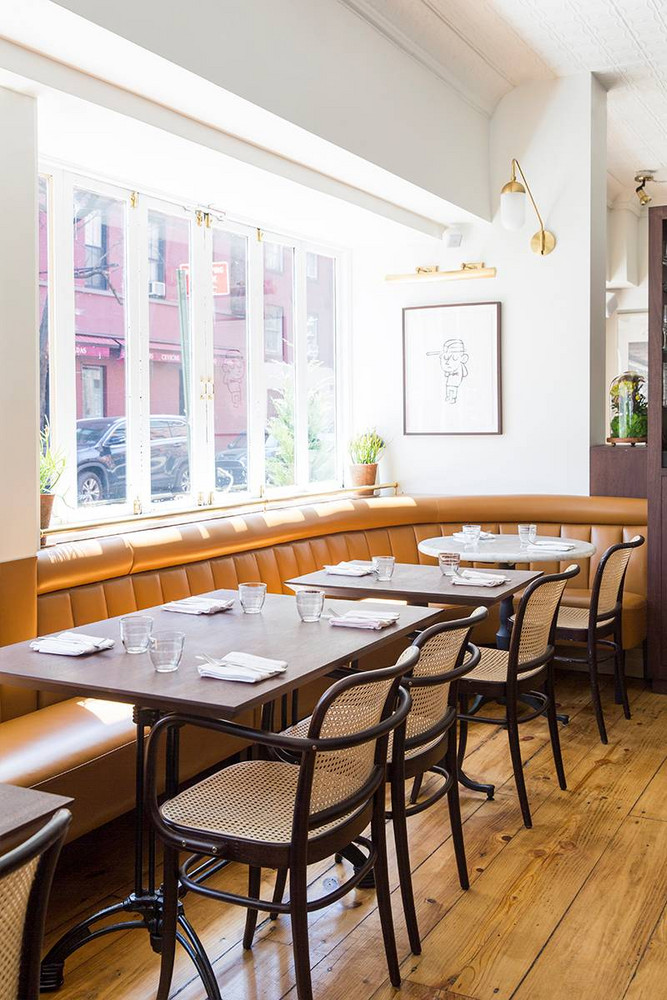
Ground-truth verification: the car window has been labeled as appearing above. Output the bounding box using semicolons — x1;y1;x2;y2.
150;420;172;440
169;420;188;438
108;428;126;446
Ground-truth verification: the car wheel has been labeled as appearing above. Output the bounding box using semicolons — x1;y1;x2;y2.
215;467;234;492
78;470;104;504
176;466;190;493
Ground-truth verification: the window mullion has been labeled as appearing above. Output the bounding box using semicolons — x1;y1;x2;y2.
51;169;77;516
294;247;309;488
191;216;213;500
127;195;149;512
247;234;265;495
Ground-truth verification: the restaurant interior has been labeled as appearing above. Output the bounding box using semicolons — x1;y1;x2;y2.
0;3;665;999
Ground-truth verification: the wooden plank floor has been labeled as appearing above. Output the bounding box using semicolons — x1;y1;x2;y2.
45;671;667;1000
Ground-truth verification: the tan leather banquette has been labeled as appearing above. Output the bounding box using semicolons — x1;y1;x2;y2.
0;494;647;840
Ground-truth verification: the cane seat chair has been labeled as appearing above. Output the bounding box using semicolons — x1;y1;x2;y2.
144;648;418;1000
554;535;644;744
259;607;488;957
459;565;580;829
0;808;71;1000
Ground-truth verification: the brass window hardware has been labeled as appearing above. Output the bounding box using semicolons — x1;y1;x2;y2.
199;375;214;400
133;497;142;515
195;210;204;227
257;228;263;242
130;191;138;209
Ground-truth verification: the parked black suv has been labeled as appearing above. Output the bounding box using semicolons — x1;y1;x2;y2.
76;416;244;503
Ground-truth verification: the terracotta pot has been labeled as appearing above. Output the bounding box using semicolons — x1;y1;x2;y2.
40;493;55;532
348;463;378;494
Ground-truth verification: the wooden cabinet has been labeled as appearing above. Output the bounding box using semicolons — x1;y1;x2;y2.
647;205;667;692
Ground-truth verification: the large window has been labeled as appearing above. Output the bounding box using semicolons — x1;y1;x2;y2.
39;170;344;524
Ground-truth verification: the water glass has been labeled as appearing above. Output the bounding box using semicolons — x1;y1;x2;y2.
296;588;325;622
518;523;538;547
120;615;153;654
239;582;267;614
438;551;461;576
372;556;395;582
149;630;185;673
462;524;482;547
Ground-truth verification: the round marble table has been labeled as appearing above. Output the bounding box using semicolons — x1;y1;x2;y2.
417;534;596;648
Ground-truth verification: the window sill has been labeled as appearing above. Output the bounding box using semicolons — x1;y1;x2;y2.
40;483;399;547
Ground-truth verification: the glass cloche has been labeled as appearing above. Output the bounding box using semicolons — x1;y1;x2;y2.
608;371;648;443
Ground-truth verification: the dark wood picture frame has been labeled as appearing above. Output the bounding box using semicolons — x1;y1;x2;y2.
402;301;502;436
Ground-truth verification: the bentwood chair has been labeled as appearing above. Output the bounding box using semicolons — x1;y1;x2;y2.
0;808;71;1000
145;648;418;1000
263;607;487;956
458;565;580;829
554;535;645;744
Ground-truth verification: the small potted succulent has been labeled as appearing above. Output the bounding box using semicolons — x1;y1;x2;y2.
39;423;65;534
348;429;386;490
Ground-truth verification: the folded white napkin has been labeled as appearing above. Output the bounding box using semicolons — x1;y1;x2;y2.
30;632;115;656
450;570;508;588
527;541;576;553
452;530;495;541
164;596;234;615
197;651;287;684
323;561;375;577
329;609;400;629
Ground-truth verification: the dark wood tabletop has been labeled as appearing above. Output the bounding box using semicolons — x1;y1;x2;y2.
285;563;543;607
0;591;443;720
0;783;72;847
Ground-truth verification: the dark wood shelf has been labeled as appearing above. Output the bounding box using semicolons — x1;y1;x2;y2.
590;445;646;498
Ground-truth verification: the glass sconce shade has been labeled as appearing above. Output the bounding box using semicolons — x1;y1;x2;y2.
500;186;526;230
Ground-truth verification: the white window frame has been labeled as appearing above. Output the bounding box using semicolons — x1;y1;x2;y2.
40;161;349;527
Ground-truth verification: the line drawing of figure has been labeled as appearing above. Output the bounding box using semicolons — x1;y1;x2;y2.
426;338;469;403
220;353;245;407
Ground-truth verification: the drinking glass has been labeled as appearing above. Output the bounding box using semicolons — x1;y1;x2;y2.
149;630;184;673
518;523;538;547
296;588;325;622
462;524;481;547
120;615;153;654
438;551;461;576
372;556;395;582
239;582;267;614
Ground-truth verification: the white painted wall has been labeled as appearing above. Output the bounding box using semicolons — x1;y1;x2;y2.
51;0;490;219
0;87;39;560
352;75;607;496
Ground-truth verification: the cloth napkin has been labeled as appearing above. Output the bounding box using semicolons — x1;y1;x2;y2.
449;570;508;588
323;561;375;577
329;609;400;629
30;632;115;656
163;596;234;615
452;530;495;541
527;541;576;553
197;651;287;684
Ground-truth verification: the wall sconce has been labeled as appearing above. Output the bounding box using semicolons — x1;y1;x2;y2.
500;158;556;255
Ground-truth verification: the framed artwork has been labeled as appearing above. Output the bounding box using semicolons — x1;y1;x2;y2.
403;301;502;435
617;310;648;383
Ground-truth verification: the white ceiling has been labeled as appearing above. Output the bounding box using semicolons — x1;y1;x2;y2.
344;0;667;192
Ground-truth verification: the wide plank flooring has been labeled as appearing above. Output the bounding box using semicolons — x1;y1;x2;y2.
45;671;667;1000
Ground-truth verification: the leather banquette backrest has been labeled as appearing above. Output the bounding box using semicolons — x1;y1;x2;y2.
1;494;645;723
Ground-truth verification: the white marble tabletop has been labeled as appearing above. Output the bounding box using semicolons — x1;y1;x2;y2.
418;534;596;565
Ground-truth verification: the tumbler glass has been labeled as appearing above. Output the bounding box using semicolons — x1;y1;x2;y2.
120;615;153;654
149;630;185;673
518;523;538;547
462;524;482;546
372;556;396;582
296;588;325;622
438;551;461;576
239;582;267;614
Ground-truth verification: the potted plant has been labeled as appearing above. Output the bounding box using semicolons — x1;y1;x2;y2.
348;429;385;490
40;423;65;534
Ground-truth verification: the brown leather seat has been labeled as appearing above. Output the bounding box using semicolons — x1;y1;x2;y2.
0;493;647;840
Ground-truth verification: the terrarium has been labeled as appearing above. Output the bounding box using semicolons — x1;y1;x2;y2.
608;371;648;444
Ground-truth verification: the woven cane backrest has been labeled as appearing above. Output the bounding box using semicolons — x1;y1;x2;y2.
309;675;395;814
0;856;38;1000
596;543;635;617
516;577;569;667
407;626;468;742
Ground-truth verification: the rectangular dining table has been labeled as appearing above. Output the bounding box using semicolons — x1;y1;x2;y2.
0;783;72;852
0;589;443;996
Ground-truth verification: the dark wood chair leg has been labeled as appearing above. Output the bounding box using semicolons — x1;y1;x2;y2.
372;789;401;987
445;726;469;890
156;846;179;1000
409;773;423;805
587;636;608;744
613;625;631;720
289;858;314;1000
457;690;470;771
242;866;261;950
506;694;532;829
270;868;288;921
642;637;649;682
545;665;567;790
390;768;421;954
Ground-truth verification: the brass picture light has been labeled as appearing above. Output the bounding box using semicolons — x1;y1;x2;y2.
500;158;556;255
